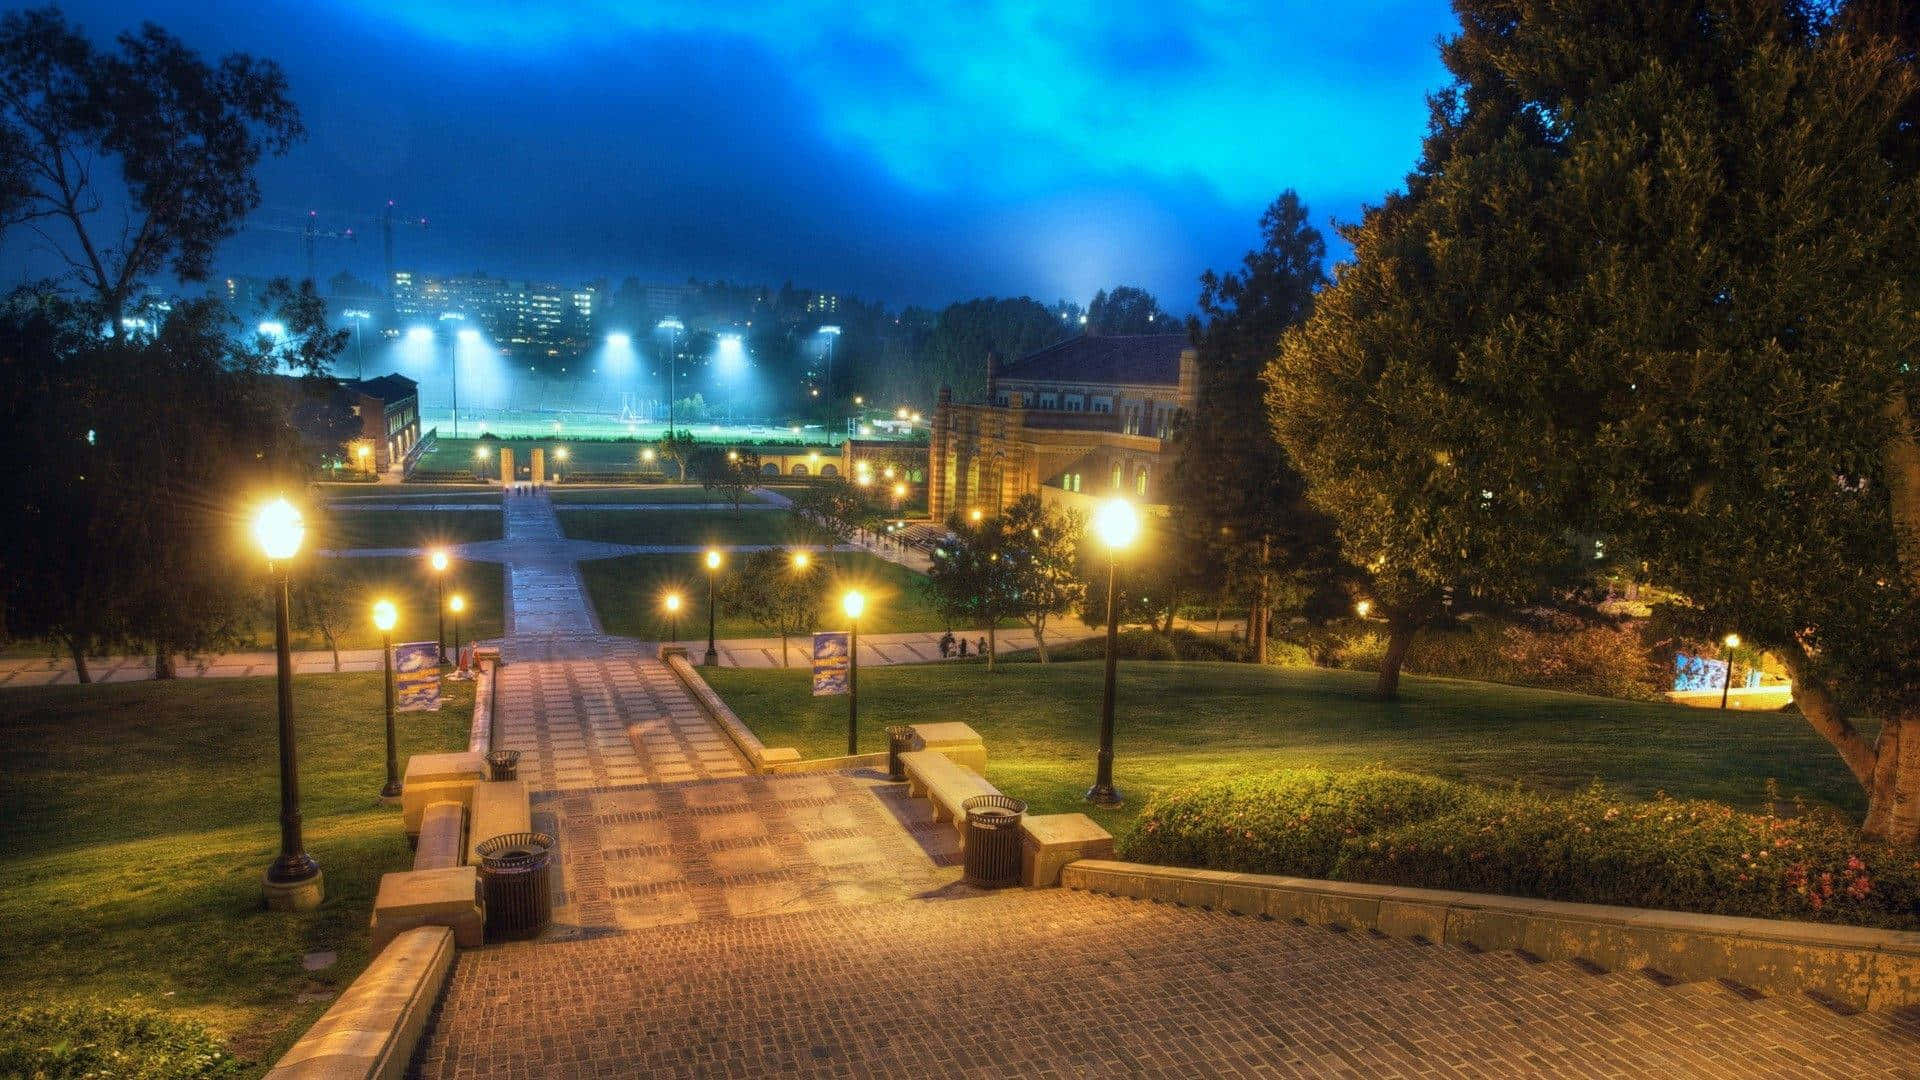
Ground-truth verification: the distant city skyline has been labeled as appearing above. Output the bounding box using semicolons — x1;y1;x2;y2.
15;0;1458;313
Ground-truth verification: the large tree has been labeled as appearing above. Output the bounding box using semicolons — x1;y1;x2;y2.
0;7;301;331
910;297;1071;403
925;509;1017;671
1000;494;1085;662
1086;286;1168;335
721;547;826;668
1276;0;1920;843
1174;191;1342;663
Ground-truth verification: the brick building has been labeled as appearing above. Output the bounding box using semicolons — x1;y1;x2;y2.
340;373;422;471
928;333;1197;521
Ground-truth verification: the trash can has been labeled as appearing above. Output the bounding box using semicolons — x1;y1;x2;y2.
884;725;915;782
486;749;520;782
961;794;1026;888
475;831;553;941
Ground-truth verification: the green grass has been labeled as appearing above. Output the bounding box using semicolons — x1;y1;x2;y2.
0;674;474;1073
559;507;801;546
320;484;499;502
420;437;654;475
549;485;764;505
260;557;505;653
318;508;501;550
581;550;949;640
702;660;1870;838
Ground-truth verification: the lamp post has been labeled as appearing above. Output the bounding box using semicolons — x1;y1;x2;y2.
1087;497;1140;807
658;317;683;437
704;548;722;666
663;591;683;648
449;593;466;674
254;497;323;909
843;590;865;756
1720;633;1741;710
429;549;450;663
373;599;401;799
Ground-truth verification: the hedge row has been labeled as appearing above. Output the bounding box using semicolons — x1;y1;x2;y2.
1122;769;1920;929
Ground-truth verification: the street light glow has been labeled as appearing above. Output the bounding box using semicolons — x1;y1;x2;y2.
641;448;656;462
1355;599;1373;618
1724;633;1742;649
893;482;907;498
969;508;983;522
449;593;466;614
705;549;722;570
1092;497;1140;551
555;446;570;461
474;446;491;460
663;591;682;613
430;549;450;573
372;598;397;633
842;590;865;619
792;551;811;570
252;497;304;561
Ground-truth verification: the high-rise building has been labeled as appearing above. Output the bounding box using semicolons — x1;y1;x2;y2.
389;271;596;351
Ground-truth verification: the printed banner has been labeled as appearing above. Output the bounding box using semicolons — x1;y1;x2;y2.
811;631;850;697
395;641;443;712
1672;652;1728;693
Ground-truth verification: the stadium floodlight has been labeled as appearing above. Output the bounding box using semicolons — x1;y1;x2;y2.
457;327;481;343
406;326;432;341
819;325;841;336
438;311;464;322
257;320;286;337
656;317;684;332
606;331;632;348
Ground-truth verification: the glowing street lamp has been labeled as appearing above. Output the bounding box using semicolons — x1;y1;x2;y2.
1355;599;1373;619
969;508;983;523
843;589;866;755
1720;633;1742;710
792;551;811;570
253;497;322;908
703;549;723;666
449;593;467;673
662;590;683;645
429;549;450;662
1087;497;1140;806
373;599;401;799
355;442;373;474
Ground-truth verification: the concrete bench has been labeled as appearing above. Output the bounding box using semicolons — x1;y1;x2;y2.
265;926;454;1079
401;751;485;838
908;721;986;773
900;750;999;845
413;801;466;871
466;780;530;865
370;866;483;954
1021;813;1115;888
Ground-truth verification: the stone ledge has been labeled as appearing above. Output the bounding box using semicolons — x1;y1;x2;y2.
663;653;800;771
764;751;888;775
1060;860;1920;1012
466;659;495;756
1021;813;1113;888
266;925;453;1080
401;752;485;836
466;780;530;865
370;867;483;954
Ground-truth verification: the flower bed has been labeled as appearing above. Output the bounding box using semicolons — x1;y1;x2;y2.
1122;769;1920;929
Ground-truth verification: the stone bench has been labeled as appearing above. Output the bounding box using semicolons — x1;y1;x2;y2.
466;780;530;865
1021;813;1116;888
369;866;483;954
900;750;1000;846
265;926;454;1079
413;800;466;871
907;721;985;773
401;751;485;839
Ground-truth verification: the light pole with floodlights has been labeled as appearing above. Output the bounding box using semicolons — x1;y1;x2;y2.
1087;497;1140;807
658;317;684;436
373;599;401;799
429;548;450;662
254;497;323;909
704;549;722;666
843;589;865;756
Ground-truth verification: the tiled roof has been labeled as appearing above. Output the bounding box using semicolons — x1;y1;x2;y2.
344;373;418;403
997;333;1189;387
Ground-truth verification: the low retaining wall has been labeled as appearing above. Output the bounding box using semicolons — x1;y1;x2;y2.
662;651;801;770
765;751;889;775
1061;860;1920;1012
466;658;495;756
265;926;453;1079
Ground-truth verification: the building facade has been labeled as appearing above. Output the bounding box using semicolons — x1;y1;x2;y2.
928;333;1196;521
341;374;422;471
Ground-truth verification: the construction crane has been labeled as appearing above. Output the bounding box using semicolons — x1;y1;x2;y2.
244;210;356;283
378;200;430;295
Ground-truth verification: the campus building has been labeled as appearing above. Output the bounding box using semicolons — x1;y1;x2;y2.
927;333;1197;521
340;374;422;471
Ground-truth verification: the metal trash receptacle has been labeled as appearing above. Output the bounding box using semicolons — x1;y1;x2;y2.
884;725;915;781
486;749;520;781
961;794;1026;888
475;831;553;941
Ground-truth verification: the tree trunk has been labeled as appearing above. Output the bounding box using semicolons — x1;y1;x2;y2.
323;626;340;672
1375;620;1416;700
987;625;997;673
1773;640;1876;785
67;636;91;684
1863;712;1920;846
1251;536;1271;664
1032;620;1049;663
153;641;176;680
1882;391;1920;589
780;633;789;669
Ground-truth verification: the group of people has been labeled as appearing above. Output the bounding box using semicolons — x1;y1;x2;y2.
937;631;988;660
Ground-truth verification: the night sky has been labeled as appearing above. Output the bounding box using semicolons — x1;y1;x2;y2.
38;0;1457;312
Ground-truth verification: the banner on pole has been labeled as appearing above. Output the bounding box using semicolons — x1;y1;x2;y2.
1672;652;1727;693
395;641;443;712
811;631;850;696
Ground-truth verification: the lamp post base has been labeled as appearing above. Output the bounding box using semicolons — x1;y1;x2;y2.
262;865;325;912
703;649;717;666
1084;784;1123;808
379;779;403;801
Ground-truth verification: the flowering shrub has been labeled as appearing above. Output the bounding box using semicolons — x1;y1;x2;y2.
1121;769;1920;929
0;1000;243;1078
1121;768;1473;879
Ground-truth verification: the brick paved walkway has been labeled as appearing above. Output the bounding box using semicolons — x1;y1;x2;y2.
412;885;1920;1078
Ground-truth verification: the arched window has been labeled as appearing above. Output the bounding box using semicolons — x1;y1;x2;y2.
791;463;809;476
1135;468;1149;497
761;462;779;475
820;464;839;477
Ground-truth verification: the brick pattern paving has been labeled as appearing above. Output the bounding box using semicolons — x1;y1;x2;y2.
538;771;962;937
412;885;1920;1079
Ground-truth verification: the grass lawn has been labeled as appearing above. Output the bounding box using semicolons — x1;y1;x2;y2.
254;557;505;653
559;507;801;546
318;508;501;550
703;660;1870;838
319;484;499;502
581;550;957;640
0;674;474;1073
550;485;764;505
420;437;652;475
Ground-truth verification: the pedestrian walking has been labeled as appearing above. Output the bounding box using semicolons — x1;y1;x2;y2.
976;636;987;658
957;638;969;658
939;631;954;658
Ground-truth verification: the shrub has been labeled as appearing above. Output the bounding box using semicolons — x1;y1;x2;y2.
1332;616;1666;701
1123;768;1476;878
1338;786;1920;928
1014;628;1243;663
0;1001;244;1079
